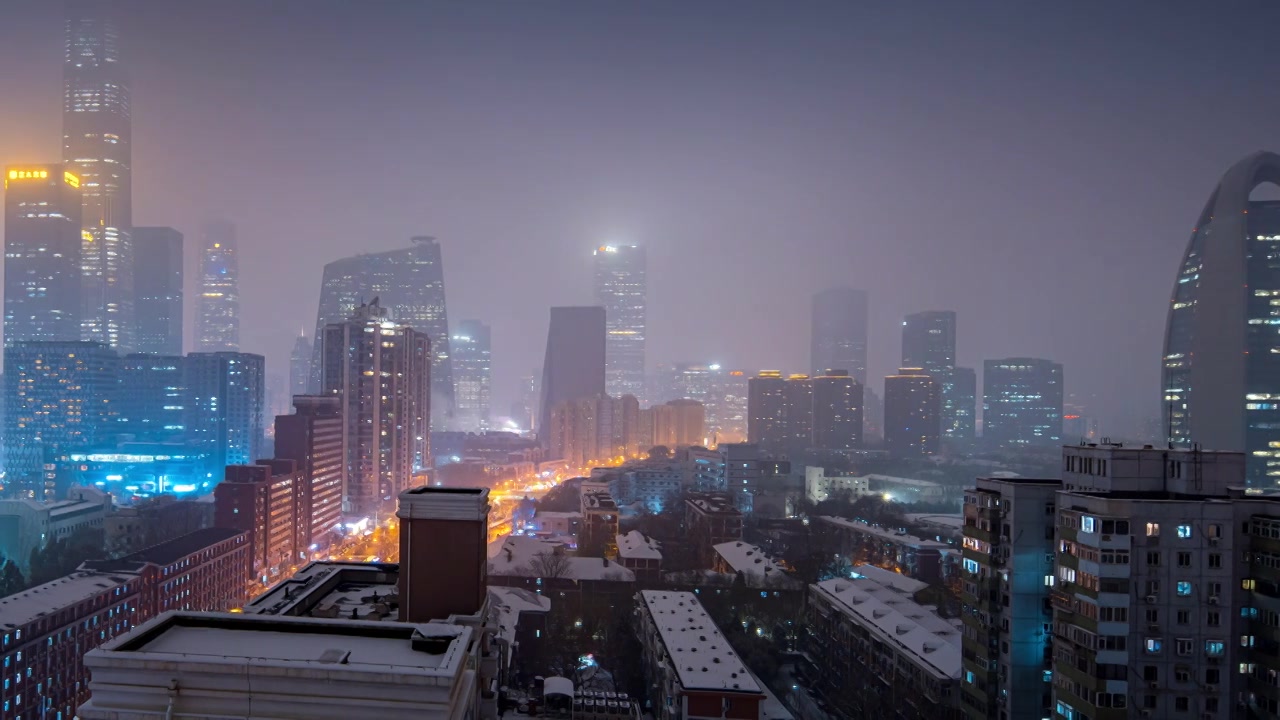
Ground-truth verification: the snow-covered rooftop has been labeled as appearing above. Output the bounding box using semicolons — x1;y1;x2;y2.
818;516;951;550
488;536;635;582
244;561;398;619
489;587;552;664
905;513;964;531
0;571;137;631
638;590;762;695
616;530;662;561
848;564;928;595
812;574;961;681
713;541;784;577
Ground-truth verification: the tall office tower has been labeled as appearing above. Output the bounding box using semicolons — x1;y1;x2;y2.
1164;151;1280;484
321;299;431;516
119;353;186;442
949;366;977;441
961;475;1060;720
313;237;454;429
783;374;814;448
195;220;240;352
593;245;646;401
717;369;750;443
747;371;788;447
3;341;120;499
184;352;265;475
3;165;84;345
289;333;312;398
812;369;863;450
901;310;973;445
983;357;1063;448
274;395;345;552
810;286;868;385
883;367;940;457
65;1;134;352
538;306;605;450
452;320;492;432
512;372;538;433
132;227;183;355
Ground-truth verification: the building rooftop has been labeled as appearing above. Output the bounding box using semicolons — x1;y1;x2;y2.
904;513;964;531
712;541;796;588
818;516;951;551
245;561;399;620
0;571;136;631
581;492;618;511
113;527;246;567
685;495;741;516
100;611;470;674
616;530;662;561
638;590;762;695
488;536;635;582
812;575;961;681
532;511;582;519
489;587;552;664
848;564;928;595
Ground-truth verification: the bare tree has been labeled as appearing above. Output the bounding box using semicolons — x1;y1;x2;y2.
528;550;572;579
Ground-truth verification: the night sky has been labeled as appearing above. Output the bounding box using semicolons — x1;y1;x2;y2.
2;0;1278;432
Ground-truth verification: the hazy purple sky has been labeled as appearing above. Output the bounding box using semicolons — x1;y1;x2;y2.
2;0;1278;432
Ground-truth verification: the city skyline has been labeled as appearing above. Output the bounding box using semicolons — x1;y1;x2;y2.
1;2;1279;435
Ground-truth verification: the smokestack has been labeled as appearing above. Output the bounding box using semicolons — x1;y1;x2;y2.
396;486;491;623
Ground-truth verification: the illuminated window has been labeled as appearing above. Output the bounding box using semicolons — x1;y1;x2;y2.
1176;524;1192;539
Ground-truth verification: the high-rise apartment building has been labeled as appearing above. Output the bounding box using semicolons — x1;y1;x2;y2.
983;358;1063;448
195;220;240;352
131;227;183;355
321;299;430;516
313;237;454;428
3;341;120;498
452;319;492;432
749;370;862;452
215;460;301;580
961;476;1060;720
184;351;265;474
811;287;868;385
1163;150;1280;484
884;367;940;457
902;310;973;444
4;165;84;346
538;306;606;449
593;245;647;401
274;395;345;552
644;398;705;449
547;394;640;467
65;1;134;352
289;333;311;398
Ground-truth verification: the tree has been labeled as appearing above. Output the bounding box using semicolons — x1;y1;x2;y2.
528;550;572;579
27;526;106;587
0;558;24;597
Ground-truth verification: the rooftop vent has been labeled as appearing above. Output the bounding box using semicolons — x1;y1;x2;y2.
317;649;350;664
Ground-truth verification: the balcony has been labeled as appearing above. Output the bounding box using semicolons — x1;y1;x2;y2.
1050;590;1074;614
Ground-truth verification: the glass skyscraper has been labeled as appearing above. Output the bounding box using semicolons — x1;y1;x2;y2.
4;164;84;346
810;286;868;385
983;358;1063;448
1164;151;1280;484
184;351;264;475
65;1;134;351
593;245;646;401
452;320;492;432
901;310;974;443
132;226;183;355
539;306;606;448
313;237;454;429
196;220;240;352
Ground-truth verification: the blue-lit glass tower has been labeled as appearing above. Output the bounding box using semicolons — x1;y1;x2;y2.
184;352;264;474
1163;150;1280;485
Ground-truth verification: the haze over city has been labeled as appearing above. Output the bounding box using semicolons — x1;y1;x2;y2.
3;0;1278;430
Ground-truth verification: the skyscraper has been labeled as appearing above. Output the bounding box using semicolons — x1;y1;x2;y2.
747;371;788;448
884;367;940;457
119;353;186;443
321;299;431;516
983;357;1063;448
810;287;868;385
812;370;863;451
1164;150;1280;484
184;351;265;475
593;245;646;401
289;333;312;399
452;320;492;432
901;310;974;445
4;341;120;499
196;220;240;352
313;237;454;428
132;227;183;355
538;306;606;449
65;2;134;351
4;165;84;346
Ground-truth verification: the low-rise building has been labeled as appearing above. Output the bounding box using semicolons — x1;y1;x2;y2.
580;490;619;555
104;494;213;557
488;535;634;628
684;493;743;567
804;466;871;504
0;486;112;574
214;460;303;581
635;590;769;720
713;540;801;590
803;573;962;720
817;515;955;584
616;530;662;584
